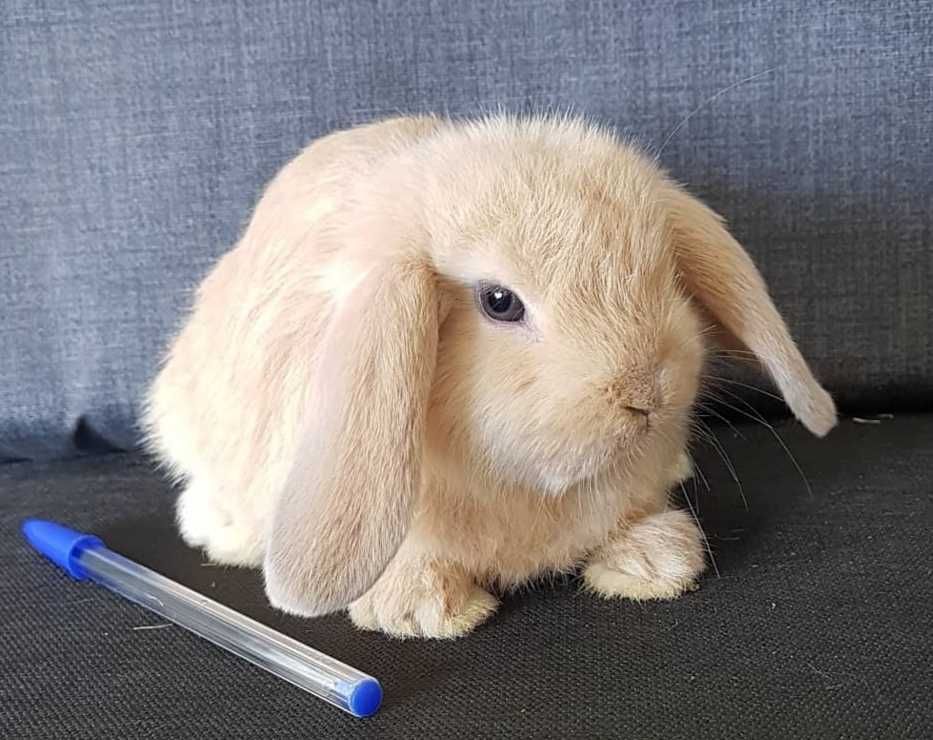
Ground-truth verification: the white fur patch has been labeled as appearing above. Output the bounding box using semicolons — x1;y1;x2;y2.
302;196;336;225
315;260;368;302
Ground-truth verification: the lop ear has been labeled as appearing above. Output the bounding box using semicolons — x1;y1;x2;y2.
665;184;837;437
263;260;438;616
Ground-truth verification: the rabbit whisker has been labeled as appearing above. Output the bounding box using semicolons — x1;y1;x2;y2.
656;65;782;157
679;481;720;578
702;386;814;499
701;373;784;403
690;415;749;511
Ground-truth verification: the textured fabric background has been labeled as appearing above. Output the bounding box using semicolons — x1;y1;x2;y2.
4;417;932;738
1;0;932;461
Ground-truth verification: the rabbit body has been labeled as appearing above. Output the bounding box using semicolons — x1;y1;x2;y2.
145;115;834;637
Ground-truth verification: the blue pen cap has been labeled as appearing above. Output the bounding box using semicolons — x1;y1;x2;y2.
346;678;383;718
21;518;104;580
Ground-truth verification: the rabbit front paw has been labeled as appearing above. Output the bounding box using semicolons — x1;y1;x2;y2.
176;482;264;567
583;509;706;601
348;558;498;639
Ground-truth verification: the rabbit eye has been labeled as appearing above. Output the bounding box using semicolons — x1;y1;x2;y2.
477;282;525;323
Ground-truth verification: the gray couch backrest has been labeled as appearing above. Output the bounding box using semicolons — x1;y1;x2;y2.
2;1;930;461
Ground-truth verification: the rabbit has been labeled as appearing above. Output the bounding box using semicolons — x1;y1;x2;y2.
143;114;836;638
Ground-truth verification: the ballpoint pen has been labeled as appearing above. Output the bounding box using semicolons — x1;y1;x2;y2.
21;518;382;718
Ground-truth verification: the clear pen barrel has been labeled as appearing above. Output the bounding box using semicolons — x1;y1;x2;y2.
75;545;380;717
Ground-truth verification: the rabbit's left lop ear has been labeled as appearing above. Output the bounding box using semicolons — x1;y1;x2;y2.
665;183;837;437
264;259;439;617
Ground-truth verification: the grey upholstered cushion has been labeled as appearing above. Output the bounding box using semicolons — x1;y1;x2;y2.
5;416;933;738
2;1;931;461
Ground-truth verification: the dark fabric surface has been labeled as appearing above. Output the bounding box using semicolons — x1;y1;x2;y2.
3;416;931;739
2;1;932;461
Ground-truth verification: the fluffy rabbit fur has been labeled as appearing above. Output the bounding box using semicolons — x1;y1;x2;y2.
144;115;836;638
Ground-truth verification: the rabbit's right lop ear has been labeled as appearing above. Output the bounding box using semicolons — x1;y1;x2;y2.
264;261;439;616
665;183;837;437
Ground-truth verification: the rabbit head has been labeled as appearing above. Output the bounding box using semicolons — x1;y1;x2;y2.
264;117;836;616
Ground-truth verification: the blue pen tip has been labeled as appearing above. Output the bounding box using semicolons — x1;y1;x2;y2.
347;678;383;718
21;518;103;580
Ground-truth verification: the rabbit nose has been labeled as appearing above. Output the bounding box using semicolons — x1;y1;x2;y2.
605;377;660;422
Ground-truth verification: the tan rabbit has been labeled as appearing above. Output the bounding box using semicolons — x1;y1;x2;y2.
143;115;836;638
